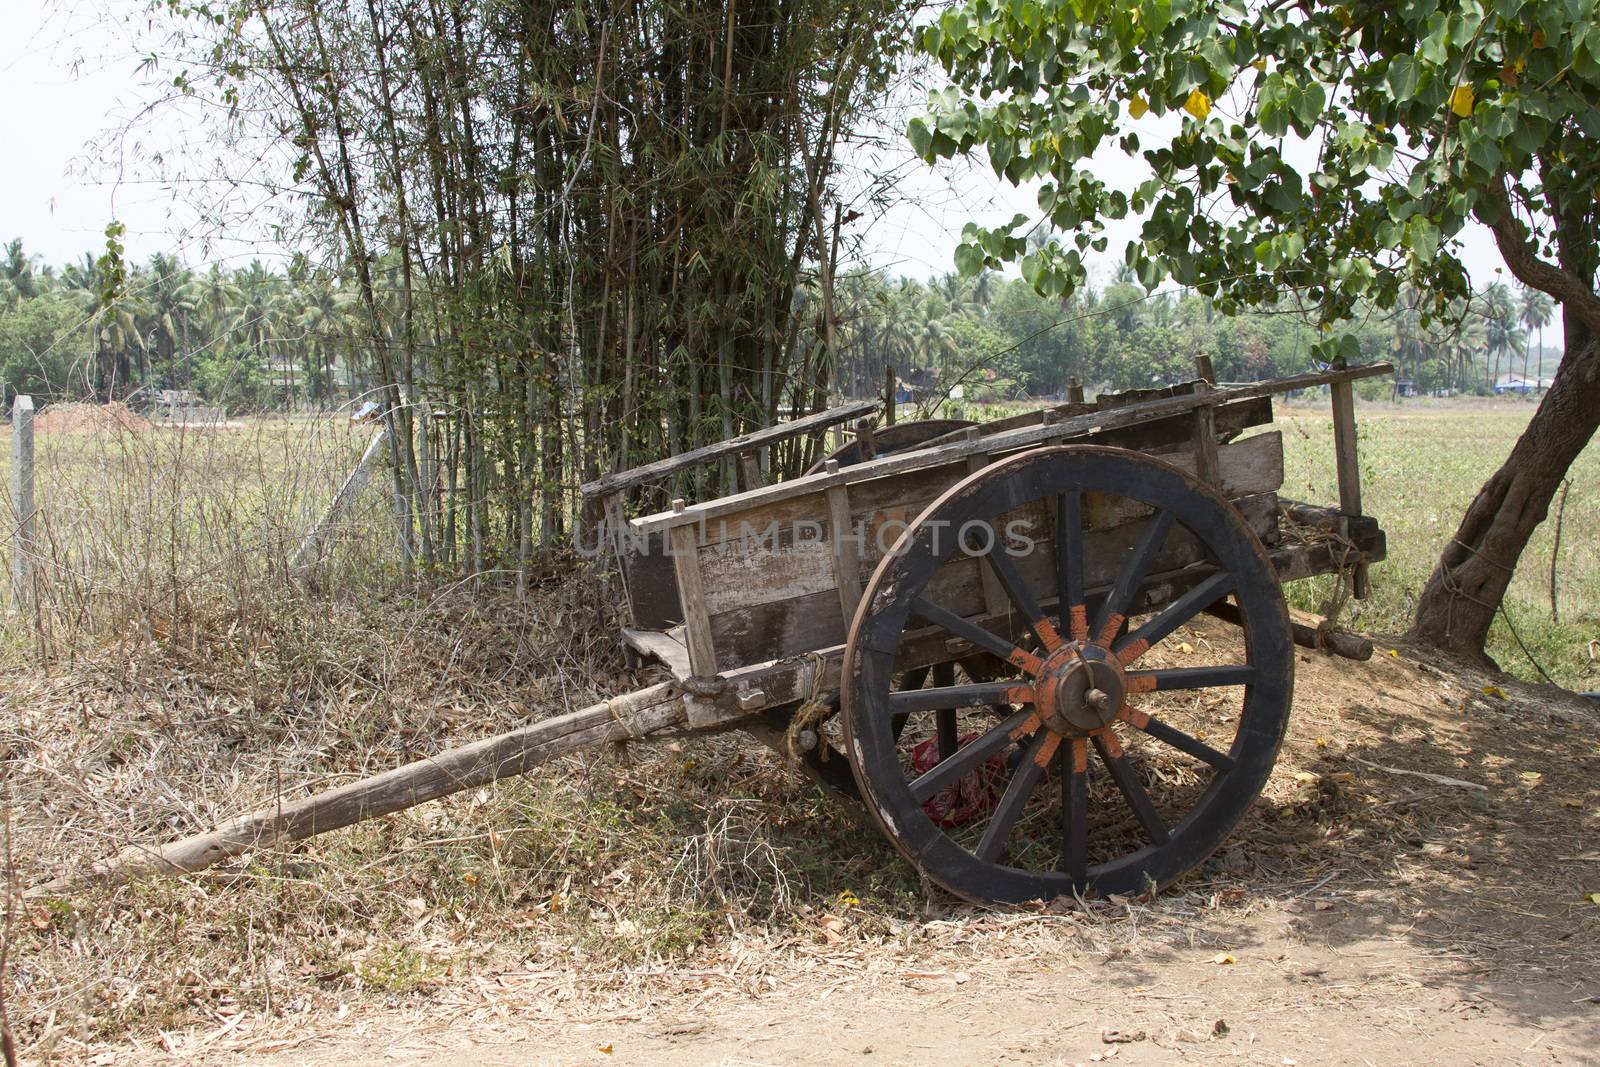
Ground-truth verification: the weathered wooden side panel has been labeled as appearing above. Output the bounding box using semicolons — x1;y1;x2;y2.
706;491;1281;672
696;431;1283;618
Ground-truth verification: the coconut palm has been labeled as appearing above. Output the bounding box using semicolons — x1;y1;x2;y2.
1519;285;1554;383
1480;282;1524;391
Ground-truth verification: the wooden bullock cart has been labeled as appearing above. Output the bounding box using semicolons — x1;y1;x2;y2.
95;362;1389;906
577;361;1389;903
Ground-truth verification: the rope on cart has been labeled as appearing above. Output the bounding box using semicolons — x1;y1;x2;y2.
785;651;837;764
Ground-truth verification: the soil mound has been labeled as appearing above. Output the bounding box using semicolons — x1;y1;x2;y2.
32;401;152;435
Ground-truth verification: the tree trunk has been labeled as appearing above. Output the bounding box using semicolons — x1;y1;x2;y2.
1409;325;1599;665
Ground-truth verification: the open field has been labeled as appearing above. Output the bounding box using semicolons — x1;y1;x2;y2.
1272;396;1600;690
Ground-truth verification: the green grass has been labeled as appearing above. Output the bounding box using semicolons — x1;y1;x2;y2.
1273;395;1599;689
930;391;1598;688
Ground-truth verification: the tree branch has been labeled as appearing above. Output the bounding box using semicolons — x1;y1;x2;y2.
1476;178;1600;334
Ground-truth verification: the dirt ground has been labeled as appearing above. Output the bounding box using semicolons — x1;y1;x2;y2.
82;626;1586;1067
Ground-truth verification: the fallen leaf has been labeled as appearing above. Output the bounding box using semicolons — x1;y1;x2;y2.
1586;892;1600;905
1212;952;1236;965
1176;641;1194;653
599;1044;614;1054
1482;684;1507;700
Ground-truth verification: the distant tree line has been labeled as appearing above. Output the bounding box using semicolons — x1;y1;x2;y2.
0;239;365;410
3;233;1559;417
817;264;1556;402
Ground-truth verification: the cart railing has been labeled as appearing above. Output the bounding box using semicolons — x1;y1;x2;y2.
610;363;1390;678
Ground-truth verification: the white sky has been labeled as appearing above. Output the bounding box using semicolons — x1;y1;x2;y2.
2;0;1512;291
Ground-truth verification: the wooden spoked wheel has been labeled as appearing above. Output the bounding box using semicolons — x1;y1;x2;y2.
840;445;1294;903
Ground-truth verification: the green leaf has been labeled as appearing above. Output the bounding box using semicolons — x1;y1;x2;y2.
1388;56;1418;101
907;116;934;159
1407;217;1440;263
953;241;986;277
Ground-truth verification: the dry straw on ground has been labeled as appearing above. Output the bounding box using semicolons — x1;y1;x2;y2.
1;406;1596;1063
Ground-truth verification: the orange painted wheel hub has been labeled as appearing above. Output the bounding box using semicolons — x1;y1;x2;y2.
1032;642;1128;736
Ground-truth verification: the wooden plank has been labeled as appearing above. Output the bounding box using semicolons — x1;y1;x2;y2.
693;432;1284;622
737;452;763;492
804;418;973;472
580;399;878;499
622;531;680;630
1189;382;1221;486
825;476;863;625
1329;379;1370;598
669;523;718;675
621;626;693;679
631;364;1387;536
704;491;1281;671
959;429;1010;617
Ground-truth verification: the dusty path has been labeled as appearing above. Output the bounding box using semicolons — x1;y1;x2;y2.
29;629;1600;1066
253;917;1594;1067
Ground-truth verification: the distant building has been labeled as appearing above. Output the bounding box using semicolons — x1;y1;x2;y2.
1494;373;1546;395
1393;378;1418;398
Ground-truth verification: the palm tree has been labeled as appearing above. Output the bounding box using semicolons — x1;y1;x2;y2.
1519;285;1554;383
2;240;40;300
61;252;147;398
1480;282;1523;392
146;253;196;387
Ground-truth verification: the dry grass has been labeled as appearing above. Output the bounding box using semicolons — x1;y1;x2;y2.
1;402;1597;1062
1273;395;1600;689
8;595;1597;1062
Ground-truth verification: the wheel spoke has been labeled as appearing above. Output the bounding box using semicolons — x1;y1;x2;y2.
1126;664;1255;693
891;666;930;740
983;545;1061;650
888;680;1032;714
1092;509;1175;645
908;708;1033;803
1122;706;1234;770
933;664;959;761
1093;733;1170;845
1056;490;1087;641
975;732;1051;862
1061;737;1088;883
1113;571;1236;665
911;597;1043;674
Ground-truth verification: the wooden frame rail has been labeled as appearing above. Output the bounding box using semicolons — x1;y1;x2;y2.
631;363;1393;537
580;399;880;500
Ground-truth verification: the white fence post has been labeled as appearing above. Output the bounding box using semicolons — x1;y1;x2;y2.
10;395;35;609
289;427;390;580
